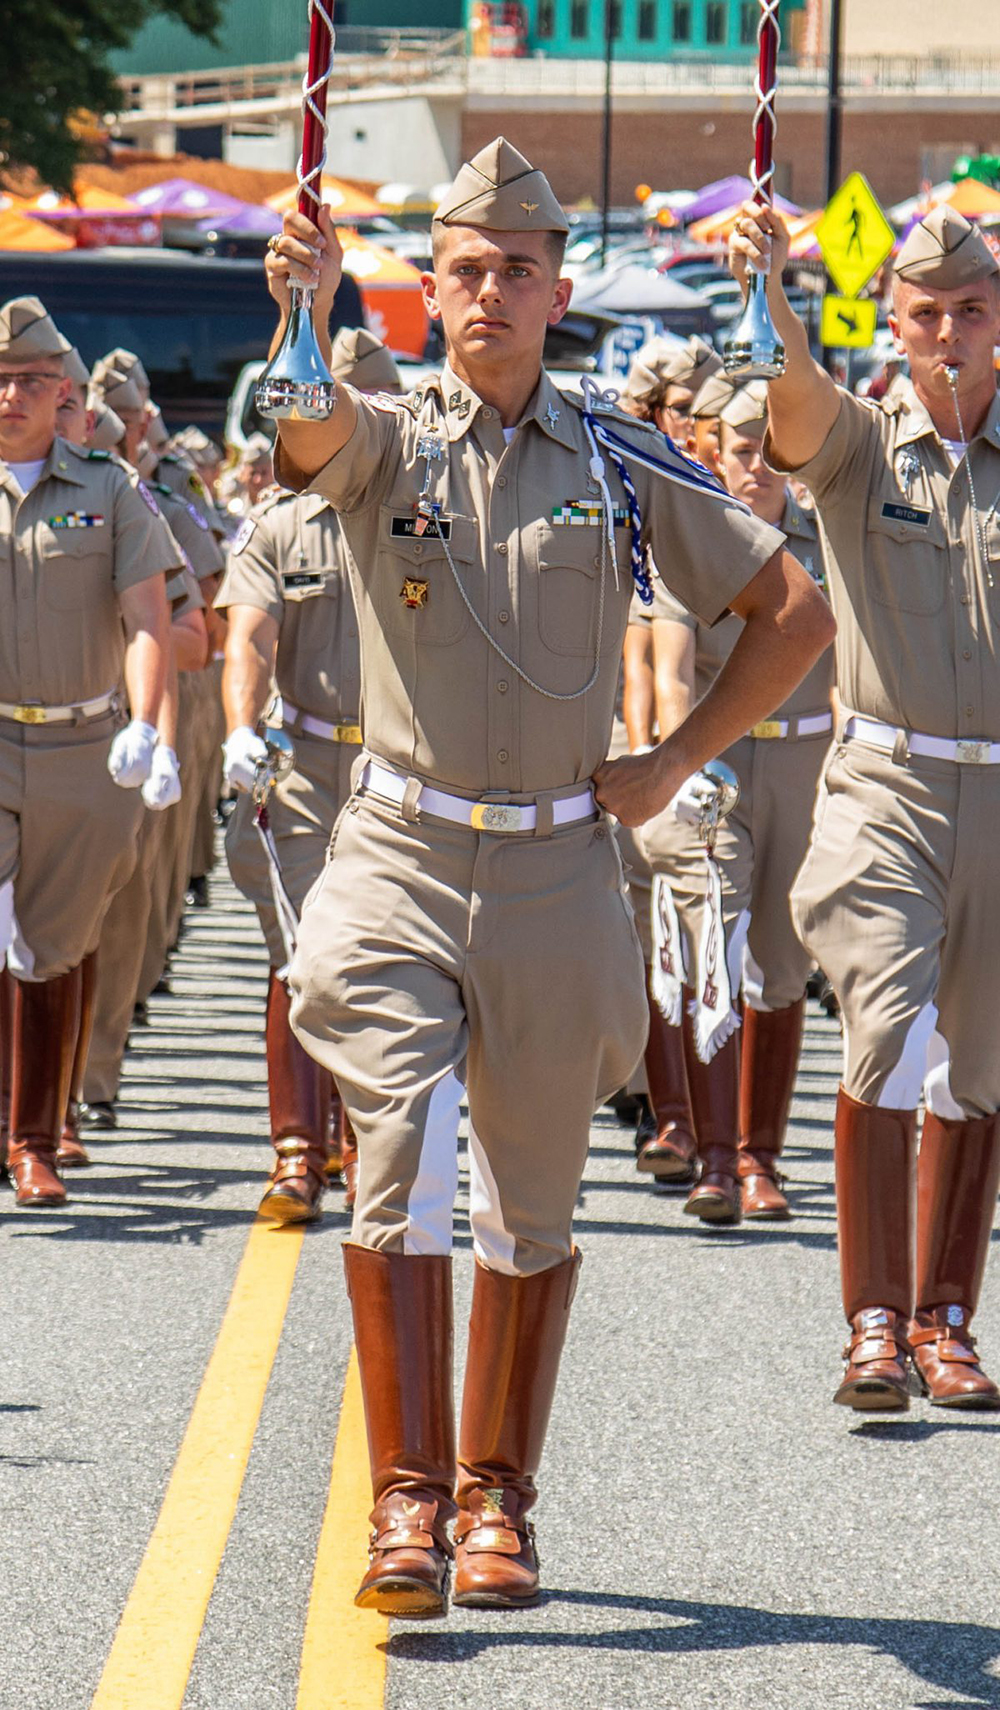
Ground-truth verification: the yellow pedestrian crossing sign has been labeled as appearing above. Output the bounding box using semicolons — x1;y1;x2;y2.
816;172;895;299
820;294;878;348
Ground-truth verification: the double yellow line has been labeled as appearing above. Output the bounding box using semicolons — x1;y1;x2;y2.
90;1221;385;1710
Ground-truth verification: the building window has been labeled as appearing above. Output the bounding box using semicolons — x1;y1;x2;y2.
609;0;622;36
672;0;691;41
740;1;756;43
706;0;726;44
638;0;657;38
570;0;588;36
537;0;555;35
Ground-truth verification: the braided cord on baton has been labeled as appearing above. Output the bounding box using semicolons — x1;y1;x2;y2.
751;0;781;208
297;0;336;219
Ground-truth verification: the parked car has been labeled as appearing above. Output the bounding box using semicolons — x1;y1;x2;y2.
0;249;364;435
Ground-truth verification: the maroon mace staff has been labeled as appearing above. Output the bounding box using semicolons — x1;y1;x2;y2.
256;0;338;420
724;0;787;378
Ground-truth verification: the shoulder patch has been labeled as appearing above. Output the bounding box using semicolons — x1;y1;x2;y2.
231;516;256;555
135;479;160;516
185;500;210;531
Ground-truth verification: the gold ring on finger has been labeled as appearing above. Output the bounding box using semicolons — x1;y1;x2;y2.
267;234;282;255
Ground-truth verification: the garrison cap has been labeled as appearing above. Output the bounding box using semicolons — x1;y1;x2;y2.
96;348;151;396
88;399;126;450
240;431;273;464
690;367;737;422
0;295;71;362
171;424;219;465
329;325;402;392
894;206;1000;289
145;405;170;453
719;378;769;434
433;137;568;235
623;333;722;405
62;347;91;390
90;365;144;414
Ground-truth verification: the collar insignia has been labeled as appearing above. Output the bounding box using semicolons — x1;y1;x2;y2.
545;403;560;428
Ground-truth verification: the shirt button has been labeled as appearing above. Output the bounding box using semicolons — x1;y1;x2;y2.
497;475;507;488
960;594;970;605
966;705;975;717
496;542;508;555
497;680;508;694
482;407;494;420
497;748;509;762
498;609;510;623
963;649;972;660
413;543;423;555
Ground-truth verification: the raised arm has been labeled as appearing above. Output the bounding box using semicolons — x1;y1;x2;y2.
728;201;841;469
266;205;357;478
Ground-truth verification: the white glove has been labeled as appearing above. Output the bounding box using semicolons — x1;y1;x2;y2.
141;745;181;811
670;769;722;828
108;719;158;788
223;725;269;793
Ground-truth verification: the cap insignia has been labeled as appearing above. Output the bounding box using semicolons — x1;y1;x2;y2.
521;200;539;217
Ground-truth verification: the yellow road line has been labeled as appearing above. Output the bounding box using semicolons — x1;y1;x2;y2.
297;1346;388;1710
91;1220;305;1710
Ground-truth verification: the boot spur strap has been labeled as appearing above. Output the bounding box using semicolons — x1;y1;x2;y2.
911;1325;981;1364
456;1513;536;1559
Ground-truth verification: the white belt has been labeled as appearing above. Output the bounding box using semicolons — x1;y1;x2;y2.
360;760;597;835
843;711;1000;766
749;711;833;741
0;689;117;726
281;700;362;745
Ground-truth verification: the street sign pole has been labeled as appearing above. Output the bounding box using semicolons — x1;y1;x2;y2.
600;0;613;268
822;0;844;374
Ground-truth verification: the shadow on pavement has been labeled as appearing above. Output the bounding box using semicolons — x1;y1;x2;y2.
387;1590;1000;1704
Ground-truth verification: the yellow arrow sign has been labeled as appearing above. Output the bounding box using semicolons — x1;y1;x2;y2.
820;294;878;348
816;171;895;298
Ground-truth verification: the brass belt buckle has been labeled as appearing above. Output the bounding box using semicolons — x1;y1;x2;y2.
470;802;523;833
13;705;47;725
336;722;362;745
956;739;991;765
749;720;783;740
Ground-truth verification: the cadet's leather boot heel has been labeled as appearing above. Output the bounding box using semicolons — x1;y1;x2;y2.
680;996;741;1224
833;1089;915;1411
9;969;82;1207
453;1251;581;1609
345;1245;455;1617
636;985;697;1181
909;1111;1000;1409
737;998;805;1219
59;950;98;1168
258;969;331;1223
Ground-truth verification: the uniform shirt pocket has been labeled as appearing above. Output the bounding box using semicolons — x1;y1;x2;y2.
532;521;621;658
375;508;477;646
865;494;947;615
38;526;108;612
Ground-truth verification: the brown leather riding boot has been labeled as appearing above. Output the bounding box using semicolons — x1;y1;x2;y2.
9;970;82;1207
0;964;13;1175
258;969;331;1223
681;993;741;1224
58;951;98;1168
833;1088;916;1411
636;985;697;1182
453;1251;581;1609
737;998;805;1220
345;1244;455;1618
341;1114;359;1210
909;1111;1000;1409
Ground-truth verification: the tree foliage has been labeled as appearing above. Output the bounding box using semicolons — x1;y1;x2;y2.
2;0;224;192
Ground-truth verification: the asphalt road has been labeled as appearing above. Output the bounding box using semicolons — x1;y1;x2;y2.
2;863;999;1710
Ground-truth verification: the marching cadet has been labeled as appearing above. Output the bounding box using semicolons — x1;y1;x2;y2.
686;366;737;466
218;326;401;1221
267;138;831;1615
622;333;721;446
0;296;177;1204
731;199;1000;1410
640;380;834;1221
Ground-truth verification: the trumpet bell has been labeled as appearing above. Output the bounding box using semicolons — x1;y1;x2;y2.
255;290;336;422
723;270;786;381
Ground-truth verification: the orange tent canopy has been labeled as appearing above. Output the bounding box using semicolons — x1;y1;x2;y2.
337;230;428;359
0;207;74;250
938;176;1000;218
23;184;136;214
686;206;740;246
266;177;383;219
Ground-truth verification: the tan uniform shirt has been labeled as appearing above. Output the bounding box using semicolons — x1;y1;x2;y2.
766;385;1000;739
154;484;226;585
650;491;834;718
0;439;182;706
216;490;361;723
276;364;784;795
165;564;205;618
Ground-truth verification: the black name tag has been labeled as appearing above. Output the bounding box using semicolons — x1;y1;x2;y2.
881;502;931;527
282;571;325;590
390;515;452;540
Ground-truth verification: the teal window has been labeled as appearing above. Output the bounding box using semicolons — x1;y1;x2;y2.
609;0;622;36
638;0;657;37
672;1;691;41
706;0;726;43
740;0;756;42
537;0;555;34
570;0;588;35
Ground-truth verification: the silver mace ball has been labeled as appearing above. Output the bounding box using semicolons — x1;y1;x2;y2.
255;289;337;422
724;270;786;380
696;759;741;844
262;725;296;780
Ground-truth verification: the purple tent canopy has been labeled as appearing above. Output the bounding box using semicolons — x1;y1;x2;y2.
197;203;282;237
682;175;801;224
128;177;252;220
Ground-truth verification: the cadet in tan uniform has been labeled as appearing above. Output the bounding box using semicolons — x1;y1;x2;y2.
268;138;831;1614
218;327;401;1222
731;200;1000;1410
0;297;177;1205
641;381;834;1222
622;333;721;446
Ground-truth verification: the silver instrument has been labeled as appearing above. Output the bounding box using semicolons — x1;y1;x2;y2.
696;759;741;849
252;725;297;803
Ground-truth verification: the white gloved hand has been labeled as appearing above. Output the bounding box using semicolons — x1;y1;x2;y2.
223;725;269;793
670;769;722;828
141;745;182;811
107;719;158;788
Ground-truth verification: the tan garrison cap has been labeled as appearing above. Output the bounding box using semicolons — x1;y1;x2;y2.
0;295;71;362
88;399;126;450
625;334;724;405
63;347;91;389
690;367;737;422
895;206;1000;289
96;348;151;396
240;431;273;464
719;378;768;434
433;137;568;234
91;366;145;414
145;405;170;453
171;425;218;464
329;325;402;392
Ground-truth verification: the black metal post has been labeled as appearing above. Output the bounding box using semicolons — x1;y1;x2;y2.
822;0;843;374
600;0;613;266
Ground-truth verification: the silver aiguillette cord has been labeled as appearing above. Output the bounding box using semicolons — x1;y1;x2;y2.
945;364;994;590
